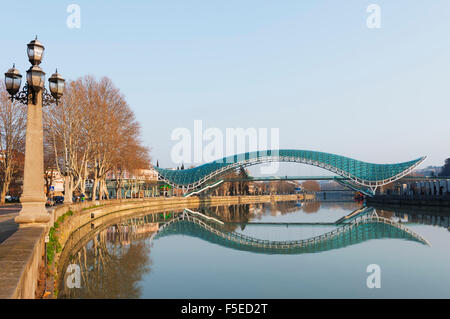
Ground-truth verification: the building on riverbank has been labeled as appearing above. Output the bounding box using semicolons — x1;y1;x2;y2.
105;168;160;198
369;177;450;206
376;178;450;196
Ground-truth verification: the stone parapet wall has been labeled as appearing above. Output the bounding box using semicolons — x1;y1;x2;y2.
0;226;46;299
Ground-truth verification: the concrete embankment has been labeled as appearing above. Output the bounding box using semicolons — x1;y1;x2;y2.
0;194;310;299
367;194;450;207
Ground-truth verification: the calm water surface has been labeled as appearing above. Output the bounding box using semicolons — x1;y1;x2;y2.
58;201;450;298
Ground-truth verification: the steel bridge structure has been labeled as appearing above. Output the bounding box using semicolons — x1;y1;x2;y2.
155;149;426;197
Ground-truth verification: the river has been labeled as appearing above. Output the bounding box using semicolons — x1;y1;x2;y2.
57;200;450;298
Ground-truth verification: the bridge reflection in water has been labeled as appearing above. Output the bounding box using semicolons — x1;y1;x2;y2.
58;203;434;298
151;209;430;255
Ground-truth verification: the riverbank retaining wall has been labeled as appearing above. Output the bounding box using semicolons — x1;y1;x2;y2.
367;194;450;207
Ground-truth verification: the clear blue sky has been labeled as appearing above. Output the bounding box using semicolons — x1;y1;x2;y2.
2;1;449;171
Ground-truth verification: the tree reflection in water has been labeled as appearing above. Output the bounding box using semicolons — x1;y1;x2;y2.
199;200;326;231
59;224;154;299
302;201;321;214
199;202;298;232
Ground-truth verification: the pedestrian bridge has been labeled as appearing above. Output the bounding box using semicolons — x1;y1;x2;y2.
155;150;426;196
151;209;430;255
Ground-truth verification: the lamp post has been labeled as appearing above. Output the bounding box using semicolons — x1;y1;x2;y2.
4;37;65;226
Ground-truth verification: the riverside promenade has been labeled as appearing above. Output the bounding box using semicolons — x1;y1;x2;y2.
0;205;20;244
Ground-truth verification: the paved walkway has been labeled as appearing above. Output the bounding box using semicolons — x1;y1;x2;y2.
0;204;20;216
0;205;20;244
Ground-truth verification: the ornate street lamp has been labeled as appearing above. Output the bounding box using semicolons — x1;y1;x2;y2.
3;37;65;225
5;37;64;105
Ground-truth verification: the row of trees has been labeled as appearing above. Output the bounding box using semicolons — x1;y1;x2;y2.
212;168;307;196
44;76;150;203
0;76;150;204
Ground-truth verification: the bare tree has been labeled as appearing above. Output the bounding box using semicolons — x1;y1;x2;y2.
45;76;150;202
43;140;57;198
301;180;320;192
45;77;93;203
87;77;139;200
0;82;26;203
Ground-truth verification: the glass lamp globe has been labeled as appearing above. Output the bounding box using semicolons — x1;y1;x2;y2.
4;64;22;96
26;65;45;92
27;37;45;66
48;70;65;100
